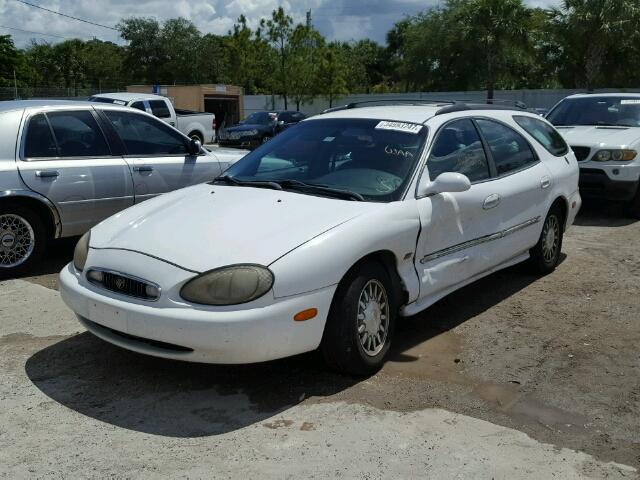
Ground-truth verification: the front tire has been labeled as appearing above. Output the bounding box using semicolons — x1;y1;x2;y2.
0;203;47;279
321;261;397;376
627;187;640;219
528;205;563;275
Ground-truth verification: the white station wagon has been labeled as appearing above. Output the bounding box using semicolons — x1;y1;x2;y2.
60;101;581;375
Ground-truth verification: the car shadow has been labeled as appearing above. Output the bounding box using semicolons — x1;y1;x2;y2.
24;258;549;438
573;200;637;227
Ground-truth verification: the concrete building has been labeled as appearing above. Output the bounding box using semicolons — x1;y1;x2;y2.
127;84;244;128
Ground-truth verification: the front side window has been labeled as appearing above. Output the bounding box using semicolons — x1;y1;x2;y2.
513;115;568;156
476;119;537;175
427;119;490;182
547;96;640;127
24;114;57;158
223;118;428;202
47;111;111;157
104;110;188;155
149;100;171;118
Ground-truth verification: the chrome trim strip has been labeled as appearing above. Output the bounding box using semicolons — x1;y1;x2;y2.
420;216;540;264
0;189;62;238
86;267;162;302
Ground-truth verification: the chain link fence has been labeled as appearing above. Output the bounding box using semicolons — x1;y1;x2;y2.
0;86;128;101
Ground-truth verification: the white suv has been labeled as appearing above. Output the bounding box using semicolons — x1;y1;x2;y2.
547;93;640;217
60;101;581;375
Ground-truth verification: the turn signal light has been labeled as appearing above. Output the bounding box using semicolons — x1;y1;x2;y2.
294;308;318;322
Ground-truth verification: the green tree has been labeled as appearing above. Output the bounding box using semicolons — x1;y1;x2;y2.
288;24;324;110
550;0;640;89
118;17;163;83
160;18;202;83
317;42;348;108
0;35;21;87
262;7;293;109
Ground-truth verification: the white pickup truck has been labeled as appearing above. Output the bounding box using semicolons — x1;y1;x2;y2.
90;92;216;144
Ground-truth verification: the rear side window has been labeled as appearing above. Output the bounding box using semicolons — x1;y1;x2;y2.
47;111;111;157
513;115;568;156
476;119;537;175
130;101;146;112
428;118;491;182
148;100;171;118
24;114;58;158
104;110;188;155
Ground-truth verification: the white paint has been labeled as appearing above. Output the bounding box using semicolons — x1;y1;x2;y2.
60;107;580;365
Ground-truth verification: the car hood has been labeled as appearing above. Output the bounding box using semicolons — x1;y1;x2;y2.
90;184;378;272
555;125;640;148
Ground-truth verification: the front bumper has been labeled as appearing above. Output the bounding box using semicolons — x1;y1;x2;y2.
579;168;639;201
59;258;335;364
217;137;260;149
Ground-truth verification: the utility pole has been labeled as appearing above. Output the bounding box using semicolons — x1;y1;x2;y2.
13;70;18;99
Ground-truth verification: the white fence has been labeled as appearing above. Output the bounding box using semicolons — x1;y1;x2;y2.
244;88;640;117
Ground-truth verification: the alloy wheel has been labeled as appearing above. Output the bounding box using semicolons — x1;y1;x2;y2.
0;214;35;268
541;215;560;263
357;279;390;357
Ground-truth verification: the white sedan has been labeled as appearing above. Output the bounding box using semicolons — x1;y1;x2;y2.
60;101;581;375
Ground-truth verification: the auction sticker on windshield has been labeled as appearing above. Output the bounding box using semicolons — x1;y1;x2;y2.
375;121;424;134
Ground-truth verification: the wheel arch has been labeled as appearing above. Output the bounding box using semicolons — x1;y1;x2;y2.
0;190;61;239
550;195;568;232
341;250;409;307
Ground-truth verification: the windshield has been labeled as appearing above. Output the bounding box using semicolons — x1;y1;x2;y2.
240;112;276;125
221;118;428;202
547;96;640;127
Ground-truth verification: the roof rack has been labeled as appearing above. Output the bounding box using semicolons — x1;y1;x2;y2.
435;100;528;116
323;98;456;113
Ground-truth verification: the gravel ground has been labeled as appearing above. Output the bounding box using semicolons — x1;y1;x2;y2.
1;202;639;478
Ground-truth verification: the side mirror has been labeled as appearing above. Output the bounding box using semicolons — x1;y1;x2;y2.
418;172;471;197
188;138;202;155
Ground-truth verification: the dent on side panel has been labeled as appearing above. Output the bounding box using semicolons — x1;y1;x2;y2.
269;201;422;301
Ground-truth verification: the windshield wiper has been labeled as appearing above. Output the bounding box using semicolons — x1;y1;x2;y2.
211;175;283;191
276;179;364;201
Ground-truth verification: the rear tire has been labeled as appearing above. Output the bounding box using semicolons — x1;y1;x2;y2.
528;205;563;275
189;132;204;144
320;261;397;376
0;203;47;279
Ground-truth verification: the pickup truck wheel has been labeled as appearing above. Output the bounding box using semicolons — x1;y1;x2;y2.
0;204;47;279
321;261;397;376
528;205;563;275
188;132;204;143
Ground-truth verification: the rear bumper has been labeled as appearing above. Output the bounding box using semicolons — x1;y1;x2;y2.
579;168;639;202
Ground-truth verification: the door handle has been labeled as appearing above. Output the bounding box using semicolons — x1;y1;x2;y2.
483;193;501;210
133;165;153;173
541;176;551;189
35;170;59;178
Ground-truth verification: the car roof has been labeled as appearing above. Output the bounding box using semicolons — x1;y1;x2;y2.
91;92;166;102
564;92;640;100
0;99;136;114
315;105;444;124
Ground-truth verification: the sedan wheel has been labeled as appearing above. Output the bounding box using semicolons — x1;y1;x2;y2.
529;205;563;274
321;261;397;376
0;204;47;279
357;279;390;357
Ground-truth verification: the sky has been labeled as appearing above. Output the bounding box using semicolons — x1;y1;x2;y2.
0;0;560;48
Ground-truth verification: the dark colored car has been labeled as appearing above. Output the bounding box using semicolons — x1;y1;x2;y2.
217;111;306;149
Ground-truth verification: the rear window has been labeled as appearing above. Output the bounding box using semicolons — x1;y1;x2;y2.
24;114;58;158
513;115;569;156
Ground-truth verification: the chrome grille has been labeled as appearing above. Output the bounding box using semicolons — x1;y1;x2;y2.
571;146;591;162
87;269;160;301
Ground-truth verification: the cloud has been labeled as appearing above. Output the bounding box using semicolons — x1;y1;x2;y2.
0;0;561;47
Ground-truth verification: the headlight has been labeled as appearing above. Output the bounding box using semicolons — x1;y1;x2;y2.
180;265;274;305
594;149;636;162
73;231;90;272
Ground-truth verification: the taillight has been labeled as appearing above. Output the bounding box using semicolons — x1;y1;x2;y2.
212;118;216;130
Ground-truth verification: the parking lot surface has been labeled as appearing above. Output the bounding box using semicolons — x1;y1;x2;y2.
1;203;639;478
